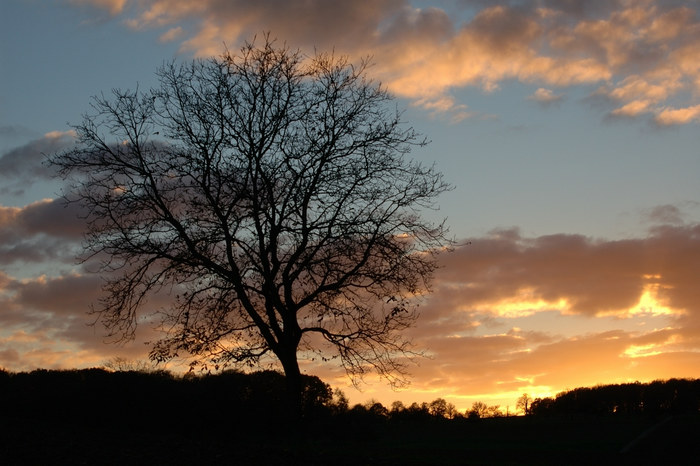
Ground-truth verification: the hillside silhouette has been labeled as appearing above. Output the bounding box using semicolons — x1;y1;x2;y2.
1;368;698;464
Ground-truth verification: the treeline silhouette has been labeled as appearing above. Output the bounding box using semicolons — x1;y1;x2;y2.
0;368;333;429
2;369;699;464
530;378;700;419
2;367;698;424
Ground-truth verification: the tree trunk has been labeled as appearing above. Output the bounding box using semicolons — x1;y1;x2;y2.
278;348;303;422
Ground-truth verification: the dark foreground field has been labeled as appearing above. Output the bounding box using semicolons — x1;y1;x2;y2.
2;370;698;464
2;413;698;465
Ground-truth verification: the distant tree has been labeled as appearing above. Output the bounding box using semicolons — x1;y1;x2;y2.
467;401;504;418
330;388;350;414
407;402;424;412
428;397;458;419
516;393;533;415
468;401;489;419
529;397;553;416
390;400;406;414
397;401;431;421
300;374;333;413
486;404;504;418
102;356;154;372
50;35;452;418
366;400;389;418
445;402;458;419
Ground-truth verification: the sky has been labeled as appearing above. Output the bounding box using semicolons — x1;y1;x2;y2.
1;0;699;413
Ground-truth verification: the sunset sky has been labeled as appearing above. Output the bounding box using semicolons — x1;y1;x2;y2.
1;0;699;413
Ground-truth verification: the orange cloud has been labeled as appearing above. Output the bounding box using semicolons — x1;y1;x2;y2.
70;1;700;124
610;99;652;117
655;104;700;125
528;88;563;106
159;26;183;43
69;0;127;16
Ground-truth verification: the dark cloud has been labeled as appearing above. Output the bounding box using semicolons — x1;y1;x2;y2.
16;198;87;239
466;4;541;54
0;125;39;153
645;204;684;225
8;272;103;318
178;0;406;54
0;268;162;372
0;348;21;366
540;0;624;18
0;198;87;265
0;236;77;265
424;223;700;318
379;6;453;44
0;131;74;196
458;0;624;19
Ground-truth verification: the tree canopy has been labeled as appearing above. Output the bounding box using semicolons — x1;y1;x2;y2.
50;36;452;414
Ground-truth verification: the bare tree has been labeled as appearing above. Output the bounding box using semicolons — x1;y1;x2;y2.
428;397;457;419
50;36;451;417
102;356;154;373
468;401;503;418
516;393;533;415
468;401;489;419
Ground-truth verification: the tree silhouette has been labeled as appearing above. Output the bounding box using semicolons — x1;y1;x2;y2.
102;356;154;372
428;397;458;419
49;35;451;417
468;401;489;419
516;393;533;415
